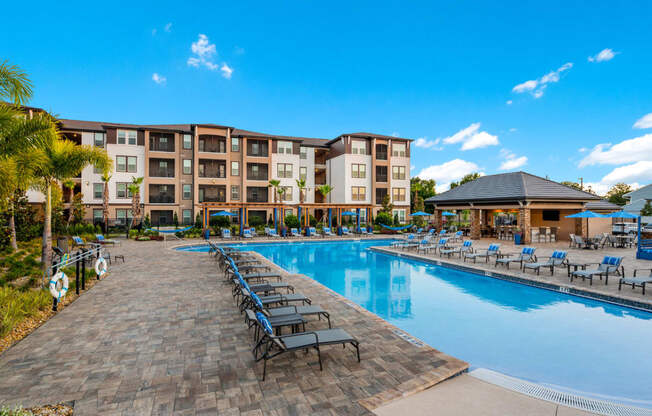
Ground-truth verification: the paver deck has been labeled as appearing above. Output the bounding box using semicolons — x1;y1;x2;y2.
0;238;468;415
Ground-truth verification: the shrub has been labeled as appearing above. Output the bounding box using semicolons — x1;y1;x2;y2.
173;212;179;227
249;215;264;227
393;213;400;226
284;214;299;229
85;223;96;234
375;212;393;226
309;215;317;227
95;224;102;234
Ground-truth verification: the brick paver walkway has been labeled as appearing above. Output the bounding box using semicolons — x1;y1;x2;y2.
0;239;467;415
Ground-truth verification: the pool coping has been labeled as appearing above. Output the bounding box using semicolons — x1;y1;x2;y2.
369;246;652;313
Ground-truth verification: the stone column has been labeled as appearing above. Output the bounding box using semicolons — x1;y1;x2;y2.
518;207;531;244
433;209;442;230
574;218;583;236
581;218;589;238
470;209;481;240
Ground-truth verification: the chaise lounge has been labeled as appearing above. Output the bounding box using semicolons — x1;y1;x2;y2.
571;256;623;285
522;250;567;275
619;268;652;295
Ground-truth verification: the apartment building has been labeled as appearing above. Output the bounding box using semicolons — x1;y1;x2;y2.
30;117;412;226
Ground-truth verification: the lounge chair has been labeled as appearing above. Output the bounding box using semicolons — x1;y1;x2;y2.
267;228;280;238
619;268;652;295
247;289;331;328
253;312;360;381
450;231;464;243
95;234;118;246
418;238;447;254
290;228;301;237
440;240;473;258
391;234;415;249
571;256;623;285
322;227;335;237
495;247;536;269
222;228;232;239
341;226;352;236
523;250;567;275
243;228;253;238
463;243;501;263
233;272;294;299
72;235;88;248
239;286;311;314
414;238;433;253
308;227;319;237
573;235;597;250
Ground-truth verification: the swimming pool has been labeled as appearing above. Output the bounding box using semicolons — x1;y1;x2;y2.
179;239;652;408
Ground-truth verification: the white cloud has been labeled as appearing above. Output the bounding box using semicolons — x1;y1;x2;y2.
578;147;588;152
410;165;415;171
633;113;652;129
584;162;649;195
509;128;517;132
413;137;441;149
164;22;172;32
506;100;513;105
498;149;527;170
191;34;216;59
443;123;480;144
588;48;617;63
416;159;483;192
511;62;573;98
578;134;652;167
461;131;498;150
152;73;166;85
220;63;233;79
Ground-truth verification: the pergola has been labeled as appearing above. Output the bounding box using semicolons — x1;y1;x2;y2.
425;172;608;243
198;202;374;235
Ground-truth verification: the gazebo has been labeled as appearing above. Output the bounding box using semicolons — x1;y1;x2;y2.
424;172;614;243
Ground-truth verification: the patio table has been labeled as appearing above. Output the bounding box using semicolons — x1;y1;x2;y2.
567;262;591;277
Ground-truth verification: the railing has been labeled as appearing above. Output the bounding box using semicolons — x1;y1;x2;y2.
149;142;175;152
376;152;388;160
149;169;175;178
149;195;175;204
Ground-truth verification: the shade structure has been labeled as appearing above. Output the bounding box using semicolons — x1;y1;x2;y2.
411;211;431;216
441;211;457;216
210;210;238;217
565;210;605;218
340;211;357;216
604;211;639;219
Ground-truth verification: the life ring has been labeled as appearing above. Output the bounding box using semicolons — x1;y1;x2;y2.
95;257;108;277
49;270;69;300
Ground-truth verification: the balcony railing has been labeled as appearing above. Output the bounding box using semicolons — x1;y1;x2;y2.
149;168;175;178
376;152;388;161
149;195;175;204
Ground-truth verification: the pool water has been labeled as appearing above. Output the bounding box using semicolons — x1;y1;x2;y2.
180;239;652;407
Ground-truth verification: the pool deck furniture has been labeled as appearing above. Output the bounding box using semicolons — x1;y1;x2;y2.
322;227;335;236
495;247;536;270
342;227;352;236
463;243;501;263
638;236;652;260
439;240;473;258
244;309;306;340
522;250;567;275
253;312;360;381
619;268;652;295
94;234;119;246
243;228;253;238
571;256;624;285
290;228;301;237
221;228;232;239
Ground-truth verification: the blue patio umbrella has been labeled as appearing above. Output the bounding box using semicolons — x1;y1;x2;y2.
410;211;430;216
210;210;238;217
340;211;357;216
565;210;605;238
604;211;639;219
441;211;457;216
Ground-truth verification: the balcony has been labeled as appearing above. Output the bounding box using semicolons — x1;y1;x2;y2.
149;158;175;178
198;135;226;153
376;166;388;183
149;184;175;204
315;149;327;165
246;187;268;203
199;185;226;203
376;144;388;161
247;163;268;181
247;139;268;157
315;168;326;186
198;159;226;178
149;133;175;152
376;188;388;205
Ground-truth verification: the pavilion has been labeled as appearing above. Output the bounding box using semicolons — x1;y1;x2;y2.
424;172;617;243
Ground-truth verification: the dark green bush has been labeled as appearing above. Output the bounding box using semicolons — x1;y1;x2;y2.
284;214;299;229
375;212;393;226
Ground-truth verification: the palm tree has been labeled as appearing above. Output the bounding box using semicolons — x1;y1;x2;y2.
128;176;144;227
296;178;307;204
63;179;76;226
30;131;111;270
101;172;112;233
0;60;33;105
317;184;333;203
268;179;281;203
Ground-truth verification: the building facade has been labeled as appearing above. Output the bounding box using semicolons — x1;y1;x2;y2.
32;118;412;226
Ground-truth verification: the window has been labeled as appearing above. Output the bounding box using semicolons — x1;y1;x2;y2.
277;163;293;178
376;166;388;182
277;141;293;154
352;140;367;155
300;147;308;160
231;137;240;152
93;183;103;199
375;144;388;160
376;188;388;204
183;134;192;149
280;186;292;201
116;209;133;225
116;183;133;199
351;186;366;201
231;185;240;201
392;166;406;180
231;161;240;176
392;187;406;201
542;210;560;221
247;139;268;157
352;164;366;179
116;156;137;173
94;132;105;148
93;209;103;222
392;209;406;223
299;167;307;181
182;209;192;225
182;184;192;200
94;165;102;174
392;142;406;157
128;131;137;145
183;159;192;175
117;130;137;145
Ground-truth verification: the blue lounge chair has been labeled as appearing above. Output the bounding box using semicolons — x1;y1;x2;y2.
392;234;415;248
341;227;352;236
290;228;301;237
322;227;335;236
619;268;652;295
267;228;280;238
571;256;623;285
308;227;319;237
450;230;464;242
523;251;567;275
222;228;232;239
464;243;501;263
243;228;253;238
95;234;118;246
72;236;87;248
440;240;473;258
495;247;537;269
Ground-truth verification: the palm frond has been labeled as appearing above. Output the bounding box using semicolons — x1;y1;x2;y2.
0;60;34;105
0;111;58;155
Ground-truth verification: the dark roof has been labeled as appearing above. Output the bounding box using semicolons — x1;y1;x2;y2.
425;171;601;204
584;199;621;211
325;132;413;145
59;119;198;133
231;128;329;147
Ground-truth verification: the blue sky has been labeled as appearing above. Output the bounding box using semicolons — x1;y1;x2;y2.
2;1;652;193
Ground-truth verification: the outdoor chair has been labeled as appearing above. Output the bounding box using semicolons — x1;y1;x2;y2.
495;247;536;269
523;250;567;275
308;227;319;237
290;228;301;237
341;226;352;235
463;243;501;263
573;235;597;250
247;291;332;330
415;238;436;254
268;228;280;238
243;228;253;238
322;227;335;236
619;268;652;295
392;234;415;249
71;236;88;248
571;256;624;285
239;286;311;314
232;272;294;302
440;240;473;258
222;228;232;239
95;234;118;246
253;312;360;381
450;231;464;243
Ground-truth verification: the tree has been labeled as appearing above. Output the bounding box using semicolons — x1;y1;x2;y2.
101;172;111;233
0;60;33;105
30;132;111;270
641;200;652;217
381;194;393;213
63;179;75;226
606;183;633;206
268;179;281;203
560;181;582;191
296;178;307;204
317;184;333;202
128;176;144;227
410;177;436;211
71;192;84;224
449;173;481;189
